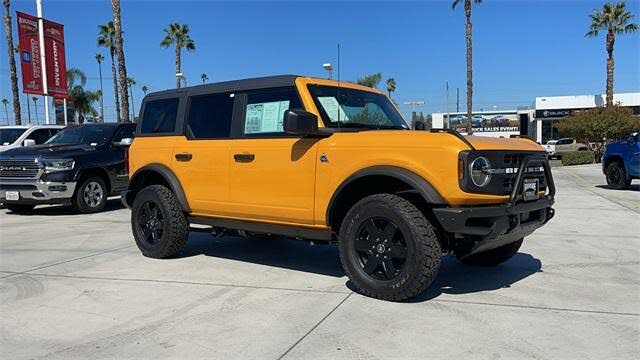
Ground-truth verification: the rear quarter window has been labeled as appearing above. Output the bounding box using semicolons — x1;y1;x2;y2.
140;98;179;134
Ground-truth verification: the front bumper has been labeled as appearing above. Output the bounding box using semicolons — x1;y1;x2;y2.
434;198;554;257
435;154;556;257
0;178;77;205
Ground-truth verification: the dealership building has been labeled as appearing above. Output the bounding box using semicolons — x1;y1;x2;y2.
431;92;640;143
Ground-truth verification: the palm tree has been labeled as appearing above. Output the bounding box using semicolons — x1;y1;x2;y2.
97;22;121;123
160;23;196;88
586;1;638;107
127;77;136;120
356;73;382;88
3;0;21;124
201;73;209;84
67;68;100;124
2;98;9;124
141;85;149;95
111;0;130;122
386;78;397;98
452;0;482;135
32;97;39;125
95;53;105;122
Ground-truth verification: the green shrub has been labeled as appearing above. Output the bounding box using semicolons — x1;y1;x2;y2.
561;151;596;166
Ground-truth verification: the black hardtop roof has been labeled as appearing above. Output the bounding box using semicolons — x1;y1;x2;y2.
145;74;302;98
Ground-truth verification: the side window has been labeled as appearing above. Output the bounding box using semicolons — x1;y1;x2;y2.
113;125;135;142
26;129;53;144
49;129;62;138
186;93;234;139
140;98;179;134
242;87;302;136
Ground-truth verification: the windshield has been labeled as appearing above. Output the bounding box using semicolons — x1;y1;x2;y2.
0;128;27;145
45;125;117;146
308;85;409;129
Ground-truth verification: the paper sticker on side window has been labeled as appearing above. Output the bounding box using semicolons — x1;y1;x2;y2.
244;100;290;134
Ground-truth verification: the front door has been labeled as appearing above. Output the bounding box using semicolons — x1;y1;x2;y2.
228;87;319;225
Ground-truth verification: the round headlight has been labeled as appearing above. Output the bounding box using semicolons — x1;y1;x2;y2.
470;156;491;187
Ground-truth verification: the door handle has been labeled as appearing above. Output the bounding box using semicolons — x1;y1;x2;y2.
175;153;193;162
234;153;255;162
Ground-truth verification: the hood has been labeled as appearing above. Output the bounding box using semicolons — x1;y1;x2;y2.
464;135;544;152
0;143;98;159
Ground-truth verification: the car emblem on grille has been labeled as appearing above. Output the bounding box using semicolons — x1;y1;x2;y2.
0;166;26;171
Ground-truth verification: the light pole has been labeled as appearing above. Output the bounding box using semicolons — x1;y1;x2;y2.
323;63;333;80
176;73;186;88
32;97;39;125
2;99;9;125
403;100;425;128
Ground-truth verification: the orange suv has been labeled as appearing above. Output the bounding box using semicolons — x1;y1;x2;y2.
122;75;555;301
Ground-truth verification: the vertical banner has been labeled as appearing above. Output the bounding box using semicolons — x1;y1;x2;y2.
16;12;68;98
16;12;44;95
43;19;68;98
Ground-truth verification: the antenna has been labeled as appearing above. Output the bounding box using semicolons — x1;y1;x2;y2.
337;43;341;127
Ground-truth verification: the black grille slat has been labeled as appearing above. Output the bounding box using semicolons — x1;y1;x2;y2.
0;160;40;179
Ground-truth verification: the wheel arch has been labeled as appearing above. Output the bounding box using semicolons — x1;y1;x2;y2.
77;167;112;194
326;165;445;231
127;164;191;213
603;154;624;170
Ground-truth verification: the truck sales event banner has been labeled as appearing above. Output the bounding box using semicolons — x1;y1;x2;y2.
16;12;68;98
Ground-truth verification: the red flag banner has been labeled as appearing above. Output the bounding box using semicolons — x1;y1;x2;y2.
43;19;68;98
16;12;68;98
16;11;44;95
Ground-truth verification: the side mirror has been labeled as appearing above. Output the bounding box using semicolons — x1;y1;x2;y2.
283;109;318;136
414;120;426;130
23;139;36;147
113;138;133;147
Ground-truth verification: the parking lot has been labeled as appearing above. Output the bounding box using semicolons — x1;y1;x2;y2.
1;163;638;360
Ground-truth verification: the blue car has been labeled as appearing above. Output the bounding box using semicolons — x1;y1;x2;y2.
602;132;640;189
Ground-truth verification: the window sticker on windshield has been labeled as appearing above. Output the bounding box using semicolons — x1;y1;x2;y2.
318;96;349;123
244;100;290;134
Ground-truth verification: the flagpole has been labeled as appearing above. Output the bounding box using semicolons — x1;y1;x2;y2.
36;0;49;124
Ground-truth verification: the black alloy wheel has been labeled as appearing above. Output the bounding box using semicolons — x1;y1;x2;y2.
136;200;165;245
354;217;408;281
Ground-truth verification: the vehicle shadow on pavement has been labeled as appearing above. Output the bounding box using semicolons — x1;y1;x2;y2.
407;253;542;303
177;232;345;277
595;184;640;192
3;199;125;216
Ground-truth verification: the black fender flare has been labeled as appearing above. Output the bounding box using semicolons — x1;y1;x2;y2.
326;165;445;225
128;163;191;212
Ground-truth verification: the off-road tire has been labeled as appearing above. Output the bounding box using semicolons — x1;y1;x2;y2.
72;176;107;213
605;162;631;190
132;185;189;259
5;204;36;213
338;193;442;301
459;238;523;267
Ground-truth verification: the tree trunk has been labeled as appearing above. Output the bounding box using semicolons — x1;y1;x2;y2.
3;0;21;125
98;60;104;122
175;42;181;88
110;49;121;123
465;0;473;135
605;30;615;107
111;0;130;122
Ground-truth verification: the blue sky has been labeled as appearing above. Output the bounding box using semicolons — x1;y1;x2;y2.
1;0;639;124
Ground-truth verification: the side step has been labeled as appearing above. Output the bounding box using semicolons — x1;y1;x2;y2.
187;216;333;241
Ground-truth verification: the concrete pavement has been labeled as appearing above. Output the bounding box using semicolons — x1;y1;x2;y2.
1;164;638;359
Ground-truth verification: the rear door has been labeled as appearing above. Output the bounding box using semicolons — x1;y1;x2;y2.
172;92;236;216
227;87;319;225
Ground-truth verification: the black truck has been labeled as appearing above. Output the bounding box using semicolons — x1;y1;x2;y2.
0;123;135;213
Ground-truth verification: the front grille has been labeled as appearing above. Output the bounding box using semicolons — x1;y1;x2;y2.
0;159;40;179
500;153;547;194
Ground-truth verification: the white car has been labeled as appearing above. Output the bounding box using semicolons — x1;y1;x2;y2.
0;125;65;152
545;140;558;158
